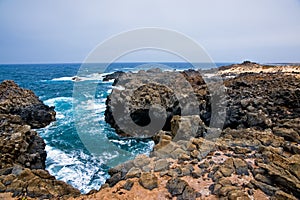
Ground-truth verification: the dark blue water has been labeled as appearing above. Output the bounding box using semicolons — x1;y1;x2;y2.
0;62;230;193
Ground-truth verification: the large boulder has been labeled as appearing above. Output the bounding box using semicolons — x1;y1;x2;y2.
0;80;55;128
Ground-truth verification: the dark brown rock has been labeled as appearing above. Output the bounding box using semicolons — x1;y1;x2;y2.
123;180;134;191
166;177;188;196
233;158;249;175
154;159;169;172
0;80;55;128
138;172;158;190
178;185;196;200
125;167;141;179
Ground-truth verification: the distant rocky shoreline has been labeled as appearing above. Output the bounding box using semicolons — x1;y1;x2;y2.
1;62;300;199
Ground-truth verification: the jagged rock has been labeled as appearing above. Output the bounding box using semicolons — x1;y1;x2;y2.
178;185;196;200
191;167;202;178
138;172;158;190
106;172;122;187
219;166;234;177
123;180;134;191
0;81;82;199
228;190;251;200
108;160;134;177
275;190;298;200
0;114;46;170
154;159;169;172
233;158;249;175
273;127;300;143
218;186;241;197
126;167;142;179
102;71;124;82
0;80;55;128
171;115;205;141
250;180;277;196
166;177;188;196
133;154;151;169
1;167;80;199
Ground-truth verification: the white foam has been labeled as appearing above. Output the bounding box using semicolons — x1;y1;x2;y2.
112;85;125;90
107;89;112;94
44;97;73;107
52;76;75;81
45;146;106;193
55;113;65;119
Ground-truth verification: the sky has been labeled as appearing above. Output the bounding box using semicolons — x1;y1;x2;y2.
0;0;300;64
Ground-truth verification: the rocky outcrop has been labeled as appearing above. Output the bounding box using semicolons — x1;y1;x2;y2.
104;69;208;137
96;63;300;200
0;80;55;128
0;80;80;199
102;71;125;82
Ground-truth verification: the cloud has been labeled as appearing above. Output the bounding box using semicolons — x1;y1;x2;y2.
0;0;299;63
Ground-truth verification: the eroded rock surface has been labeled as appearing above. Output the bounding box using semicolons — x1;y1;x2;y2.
96;63;300;200
0;80;80;199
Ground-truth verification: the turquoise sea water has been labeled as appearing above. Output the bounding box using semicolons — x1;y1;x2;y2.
0;62;230;193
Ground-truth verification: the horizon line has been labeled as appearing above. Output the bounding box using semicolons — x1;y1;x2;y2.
0;61;299;65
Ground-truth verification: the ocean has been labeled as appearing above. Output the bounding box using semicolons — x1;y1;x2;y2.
0;62;230;193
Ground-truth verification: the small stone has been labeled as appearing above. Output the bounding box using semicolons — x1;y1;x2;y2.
214;152;221;156
233;158;249;175
154;159;169;172
181;165;193;176
172;148;189;159
190;159;198;164
233;147;251;154
199;161;209;169
142;166;152;172
178;185;196;200
186;142;197;151
125;167;141;178
254;174;272;185
0;182;6;192
123;180;134;191
191;168;202;178
218;178;232;186
0;168;13;176
212;171;223;182
178;153;190;162
228;190;251;200
107;172;122;187
219;166;234;177
190;150;199;158
138;172;158;190
247;189;254;195
166;177;188;196
159;170;168;177
218;186;239;196
2;174;16;186
133;155;151;168
211;183;222;195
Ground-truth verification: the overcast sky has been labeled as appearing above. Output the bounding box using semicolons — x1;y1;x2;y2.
0;0;299;64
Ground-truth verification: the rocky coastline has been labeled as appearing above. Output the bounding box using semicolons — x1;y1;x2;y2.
0;80;80;199
91;62;300;199
1;62;300;200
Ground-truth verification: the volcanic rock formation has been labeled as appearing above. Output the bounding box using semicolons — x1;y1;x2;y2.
0;80;80;199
